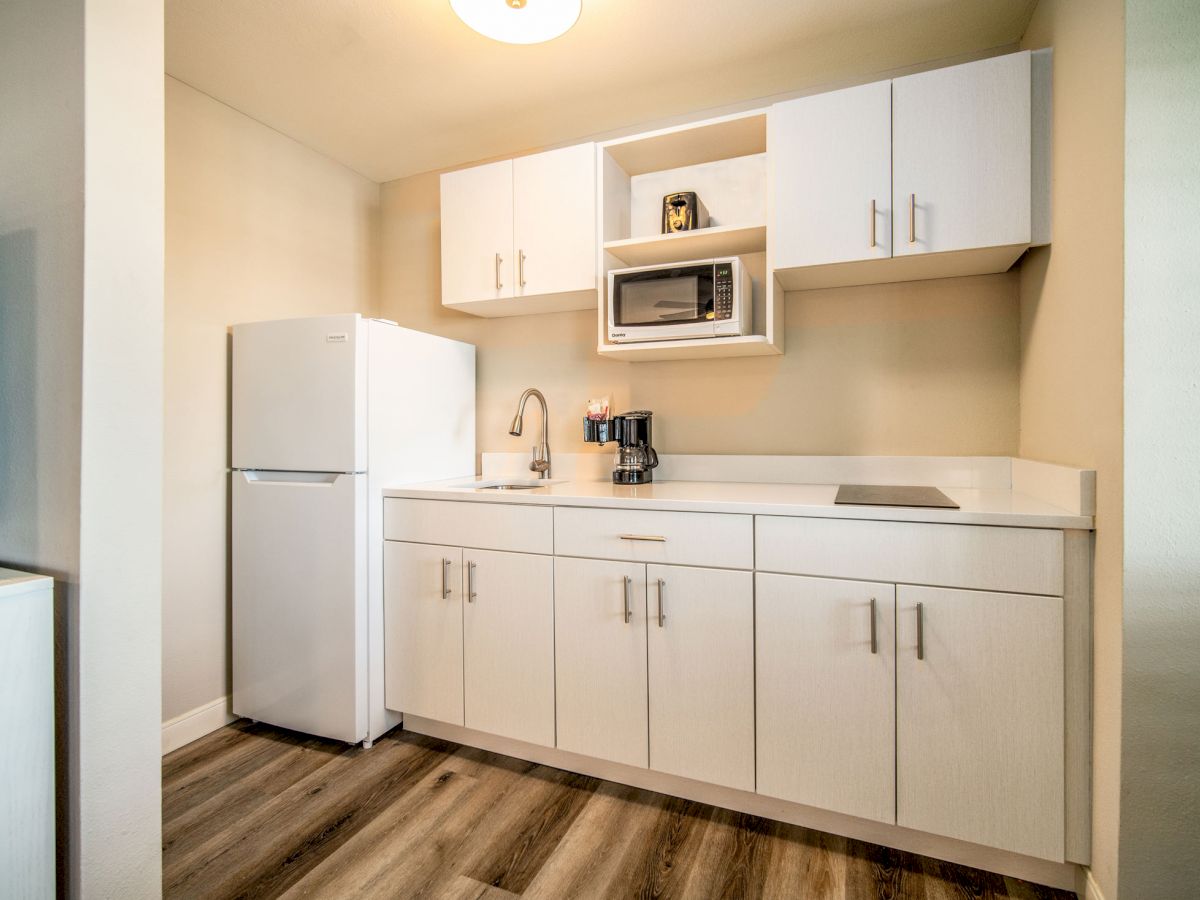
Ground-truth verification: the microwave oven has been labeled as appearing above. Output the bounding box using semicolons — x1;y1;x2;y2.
607;257;752;344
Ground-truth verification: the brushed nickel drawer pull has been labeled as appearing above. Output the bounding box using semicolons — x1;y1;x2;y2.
622;575;632;624
657;578;666;628
467;561;477;603
495;253;503;290
908;193;916;244
916;601;924;660
869;198;876;248
519;249;527;287
441;558;451;598
869;596;878;654
618;534;666;542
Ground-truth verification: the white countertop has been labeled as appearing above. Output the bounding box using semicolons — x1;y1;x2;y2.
383;477;1094;530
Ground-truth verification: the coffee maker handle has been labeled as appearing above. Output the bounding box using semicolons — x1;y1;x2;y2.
647;448;659;469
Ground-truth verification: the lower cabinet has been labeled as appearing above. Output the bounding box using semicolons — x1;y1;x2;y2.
646;564;755;791
554;557;648;767
463;549;556;747
896;585;1064;861
383;541;464;725
384;542;555;747
756;574;896;823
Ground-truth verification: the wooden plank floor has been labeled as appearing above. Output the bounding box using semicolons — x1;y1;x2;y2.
163;721;1075;899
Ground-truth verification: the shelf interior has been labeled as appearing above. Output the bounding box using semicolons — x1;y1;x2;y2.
603;112;767;177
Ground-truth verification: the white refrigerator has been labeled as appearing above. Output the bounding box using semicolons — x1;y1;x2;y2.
231;313;475;745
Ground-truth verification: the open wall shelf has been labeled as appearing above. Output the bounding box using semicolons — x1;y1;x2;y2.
596;109;784;362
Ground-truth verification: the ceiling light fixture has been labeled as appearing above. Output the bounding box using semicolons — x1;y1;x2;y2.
450;0;582;45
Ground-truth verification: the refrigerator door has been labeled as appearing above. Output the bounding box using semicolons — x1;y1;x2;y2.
232;314;367;473
232;470;366;743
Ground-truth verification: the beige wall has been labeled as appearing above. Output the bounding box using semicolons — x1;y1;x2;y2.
163;76;379;722
380;170;1020;462
1019;1;1125;896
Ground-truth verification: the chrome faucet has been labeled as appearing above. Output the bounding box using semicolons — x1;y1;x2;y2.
508;388;551;479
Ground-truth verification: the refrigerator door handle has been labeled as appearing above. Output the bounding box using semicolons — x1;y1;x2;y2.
238;471;344;486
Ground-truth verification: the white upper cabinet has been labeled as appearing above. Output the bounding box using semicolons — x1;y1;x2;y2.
892;51;1032;257
441;145;596;317
440;159;515;308
896;585;1064;861
513;143;597;300
772;50;1049;291
772;80;892;269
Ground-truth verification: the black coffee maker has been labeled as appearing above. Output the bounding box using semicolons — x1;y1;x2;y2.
584;410;659;484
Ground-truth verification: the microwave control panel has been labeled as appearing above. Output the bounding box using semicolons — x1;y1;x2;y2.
714;263;734;320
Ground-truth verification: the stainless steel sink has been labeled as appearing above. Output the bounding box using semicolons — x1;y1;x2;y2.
450;479;558;491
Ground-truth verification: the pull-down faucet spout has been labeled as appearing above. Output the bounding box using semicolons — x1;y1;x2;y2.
509;388;551;479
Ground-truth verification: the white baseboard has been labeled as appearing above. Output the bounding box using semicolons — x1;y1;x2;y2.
1082;868;1107;900
162;696;235;755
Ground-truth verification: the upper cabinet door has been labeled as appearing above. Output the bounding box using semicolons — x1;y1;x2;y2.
646;564;754;792
772;80;892;268
513;143;596;298
893;52;1032;256
896;585;1064;861
440;158;515;307
756;574;896;824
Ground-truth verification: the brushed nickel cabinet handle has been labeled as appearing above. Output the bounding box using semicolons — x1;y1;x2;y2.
908;193;916;244
916;601;924;660
657;578;666;628
467;561;477;603
519;249;527;288
622;575;632;624
495;253;503;290
441;558;451;598
869;198;876;248
869;596;878;654
619;534;666;543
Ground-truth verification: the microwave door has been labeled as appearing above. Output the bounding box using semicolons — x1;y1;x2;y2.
611;264;716;341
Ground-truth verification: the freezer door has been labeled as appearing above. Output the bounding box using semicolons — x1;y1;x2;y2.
232;470;366;743
232;314;367;472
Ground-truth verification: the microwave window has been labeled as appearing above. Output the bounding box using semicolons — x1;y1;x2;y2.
615;270;712;327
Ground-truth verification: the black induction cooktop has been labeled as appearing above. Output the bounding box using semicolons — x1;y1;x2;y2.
834;484;960;509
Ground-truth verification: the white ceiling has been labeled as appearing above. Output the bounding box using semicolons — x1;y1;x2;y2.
166;0;1037;183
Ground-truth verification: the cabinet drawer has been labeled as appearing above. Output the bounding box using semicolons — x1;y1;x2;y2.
756;516;1063;596
384;499;553;555
555;507;753;569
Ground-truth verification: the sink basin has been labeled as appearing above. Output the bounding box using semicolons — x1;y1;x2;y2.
450;479;558;491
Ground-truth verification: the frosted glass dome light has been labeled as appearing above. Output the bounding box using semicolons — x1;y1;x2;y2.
450;0;582;45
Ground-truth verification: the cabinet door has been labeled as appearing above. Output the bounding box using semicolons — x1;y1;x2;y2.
463;549;555;747
772;80;892;268
756;574;895;823
554;558;648;768
897;585;1064;861
646;564;754;791
383;542;463;725
440;159;514;306
893;52;1031;256
513;143;596;298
